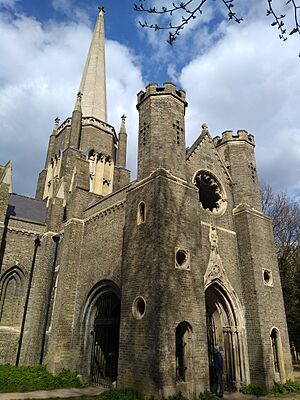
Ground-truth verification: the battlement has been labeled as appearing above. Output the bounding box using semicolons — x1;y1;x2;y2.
213;130;255;147
137;82;187;108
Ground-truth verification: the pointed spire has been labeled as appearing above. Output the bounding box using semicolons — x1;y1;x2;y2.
77;6;107;122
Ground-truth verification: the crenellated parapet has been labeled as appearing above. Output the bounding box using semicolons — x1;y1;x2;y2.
137;82;187;109
213;129;255;147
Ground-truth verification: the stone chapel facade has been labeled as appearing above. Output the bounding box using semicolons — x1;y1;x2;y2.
0;8;293;398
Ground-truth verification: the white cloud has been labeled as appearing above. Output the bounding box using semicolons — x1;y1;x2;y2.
180;15;300;195
1;1;299;199
106;40;144;177
0;0;19;9
0;10;144;196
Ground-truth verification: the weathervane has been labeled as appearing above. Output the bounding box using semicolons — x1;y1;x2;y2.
98;6;105;13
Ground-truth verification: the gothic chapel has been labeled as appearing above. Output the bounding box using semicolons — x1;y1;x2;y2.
0;8;293;398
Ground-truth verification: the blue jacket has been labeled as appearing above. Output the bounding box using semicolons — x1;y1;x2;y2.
214;351;223;372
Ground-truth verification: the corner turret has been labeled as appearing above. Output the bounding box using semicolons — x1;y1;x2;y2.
136;82;188;180
214;129;261;210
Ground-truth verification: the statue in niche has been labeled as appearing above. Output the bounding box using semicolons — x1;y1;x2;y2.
88;151;96;191
204;225;224;285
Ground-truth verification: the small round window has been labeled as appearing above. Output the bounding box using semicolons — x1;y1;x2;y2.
175;248;190;270
132;296;146;319
194;171;226;215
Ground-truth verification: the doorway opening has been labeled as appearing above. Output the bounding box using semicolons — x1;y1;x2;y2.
205;283;244;391
175;321;192;382
90;291;120;386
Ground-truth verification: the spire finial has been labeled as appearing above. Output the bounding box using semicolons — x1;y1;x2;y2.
202;123;209;134
98;5;105;14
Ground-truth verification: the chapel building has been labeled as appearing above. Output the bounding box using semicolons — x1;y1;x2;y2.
0;8;293;398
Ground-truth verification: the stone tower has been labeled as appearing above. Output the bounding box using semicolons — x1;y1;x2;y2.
0;8;293;398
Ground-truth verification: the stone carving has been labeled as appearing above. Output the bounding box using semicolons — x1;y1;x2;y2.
204;225;225;285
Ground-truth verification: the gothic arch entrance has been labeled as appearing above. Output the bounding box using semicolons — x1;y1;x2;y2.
205;282;245;391
82;281;120;386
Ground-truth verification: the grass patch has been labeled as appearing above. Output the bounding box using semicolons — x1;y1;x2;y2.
99;389;144;400
0;364;81;393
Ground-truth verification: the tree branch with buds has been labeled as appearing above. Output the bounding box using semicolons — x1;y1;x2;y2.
135;0;300;55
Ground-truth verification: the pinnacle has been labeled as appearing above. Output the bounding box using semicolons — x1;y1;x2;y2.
120;114;127;134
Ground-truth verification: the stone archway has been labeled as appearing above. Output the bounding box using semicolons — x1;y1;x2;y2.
81;280;121;386
205;282;246;391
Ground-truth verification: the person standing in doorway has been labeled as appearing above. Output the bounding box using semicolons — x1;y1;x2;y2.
213;345;224;398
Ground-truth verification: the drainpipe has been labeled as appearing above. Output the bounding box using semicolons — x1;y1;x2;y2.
16;236;41;366
39;234;60;364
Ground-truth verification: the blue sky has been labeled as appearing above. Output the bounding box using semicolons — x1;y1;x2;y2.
0;0;300;199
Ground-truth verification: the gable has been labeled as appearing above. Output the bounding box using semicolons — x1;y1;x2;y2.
186;129;232;187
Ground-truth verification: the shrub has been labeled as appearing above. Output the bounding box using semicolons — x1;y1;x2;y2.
198;390;218;400
240;383;266;396
271;379;300;394
99;388;145;400
0;364;81;393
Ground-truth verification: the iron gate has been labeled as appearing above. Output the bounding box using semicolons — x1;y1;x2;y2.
90;292;120;386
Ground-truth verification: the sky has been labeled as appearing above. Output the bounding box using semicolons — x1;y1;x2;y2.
0;0;299;199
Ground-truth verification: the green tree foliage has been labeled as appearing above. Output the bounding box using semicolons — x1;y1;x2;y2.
261;184;300;352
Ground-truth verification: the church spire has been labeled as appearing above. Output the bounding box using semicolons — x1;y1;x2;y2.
77;6;107;122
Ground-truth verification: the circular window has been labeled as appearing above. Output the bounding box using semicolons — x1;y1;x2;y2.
132;296;146;319
194;171;226;215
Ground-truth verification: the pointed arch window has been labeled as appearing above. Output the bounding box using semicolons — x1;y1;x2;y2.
0;266;26;327
271;328;280;373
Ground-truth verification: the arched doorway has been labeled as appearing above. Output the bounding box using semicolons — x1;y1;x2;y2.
82;281;121;386
205;283;244;391
90;291;120;385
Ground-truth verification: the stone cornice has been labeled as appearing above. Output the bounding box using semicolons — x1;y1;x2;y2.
64;218;84;227
6;226;43;237
85;200;125;225
128;168;195;194
233;204;270;221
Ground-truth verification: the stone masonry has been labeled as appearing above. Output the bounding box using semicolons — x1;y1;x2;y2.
0;8;293;399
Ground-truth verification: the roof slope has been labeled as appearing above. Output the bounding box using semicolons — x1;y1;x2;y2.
8;193;46;224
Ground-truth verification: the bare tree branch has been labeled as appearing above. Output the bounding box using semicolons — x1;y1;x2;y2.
135;0;242;45
135;0;300;53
